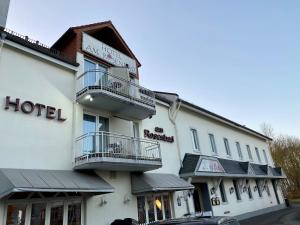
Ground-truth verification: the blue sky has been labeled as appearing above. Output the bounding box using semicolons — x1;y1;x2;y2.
6;0;300;137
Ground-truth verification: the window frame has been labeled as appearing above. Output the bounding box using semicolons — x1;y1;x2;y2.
219;180;228;203
255;179;263;198
236;141;243;160
246;179;253;200
246;145;253;161
233;179;241;201
223;138;231;157
255;147;262;163
262;149;269;164
190;128;200;152
209;133;218;155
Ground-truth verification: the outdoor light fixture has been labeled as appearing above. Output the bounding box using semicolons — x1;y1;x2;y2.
229;187;235;194
99;197;107;207
85;94;93;102
155;199;162;210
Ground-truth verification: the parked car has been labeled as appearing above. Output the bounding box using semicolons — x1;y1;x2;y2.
152;216;240;225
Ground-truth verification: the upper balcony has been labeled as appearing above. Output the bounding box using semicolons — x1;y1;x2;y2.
73;131;162;171
76;70;156;120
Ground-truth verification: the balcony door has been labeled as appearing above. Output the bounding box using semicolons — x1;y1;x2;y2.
83;114;109;155
83;59;107;88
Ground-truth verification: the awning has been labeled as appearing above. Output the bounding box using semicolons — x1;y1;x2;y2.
179;153;286;179
131;173;194;194
0;168;114;199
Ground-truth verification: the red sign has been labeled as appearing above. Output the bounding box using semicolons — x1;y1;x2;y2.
144;128;174;143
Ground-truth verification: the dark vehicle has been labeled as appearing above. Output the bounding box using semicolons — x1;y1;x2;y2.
152;216;240;225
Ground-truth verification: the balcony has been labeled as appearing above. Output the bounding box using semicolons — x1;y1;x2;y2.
74;132;162;171
76;70;156;120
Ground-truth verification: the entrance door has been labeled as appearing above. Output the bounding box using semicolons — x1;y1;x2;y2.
84;59;97;87
192;183;212;213
272;180;280;204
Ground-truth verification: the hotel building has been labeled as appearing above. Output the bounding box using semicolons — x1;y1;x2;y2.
0;21;286;225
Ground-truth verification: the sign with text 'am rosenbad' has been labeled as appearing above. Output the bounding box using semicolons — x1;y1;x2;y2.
82;33;137;75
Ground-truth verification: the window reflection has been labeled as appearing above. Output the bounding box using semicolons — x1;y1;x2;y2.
50;205;64;225
30;203;46;225
6;204;26;225
147;196;155;222
68;203;81;225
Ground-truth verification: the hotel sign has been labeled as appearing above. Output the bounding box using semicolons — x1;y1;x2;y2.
4;96;66;122
82;33;137;75
144;127;174;143
198;158;225;173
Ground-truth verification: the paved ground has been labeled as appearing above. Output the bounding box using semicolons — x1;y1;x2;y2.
240;204;300;225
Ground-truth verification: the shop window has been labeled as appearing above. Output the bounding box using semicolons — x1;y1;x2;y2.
137;196;146;224
68;203;81;225
236;142;243;160
209;134;218;154
224;138;231;156
30;203;46;225
219;180;227;203
190;128;200;151
233;180;241;200
6;204;26;225
138;194;172;224
50;204;64;225
246;145;253;161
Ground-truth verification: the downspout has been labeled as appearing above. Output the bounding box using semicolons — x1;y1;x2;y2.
168;98;192;214
0;31;6;59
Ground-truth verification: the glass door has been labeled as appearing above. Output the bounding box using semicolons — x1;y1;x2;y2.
98;116;109;153
83;59;97;88
49;203;64;225
83;114;96;155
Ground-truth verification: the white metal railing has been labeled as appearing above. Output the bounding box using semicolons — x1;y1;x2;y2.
74;132;161;164
76;70;155;107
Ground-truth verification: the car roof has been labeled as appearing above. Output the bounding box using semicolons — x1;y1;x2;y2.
153;216;237;225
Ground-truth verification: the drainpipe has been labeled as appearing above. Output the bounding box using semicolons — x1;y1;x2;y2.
0;31;6;59
168;98;192;214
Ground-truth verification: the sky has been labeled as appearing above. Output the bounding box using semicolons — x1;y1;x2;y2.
6;0;300;137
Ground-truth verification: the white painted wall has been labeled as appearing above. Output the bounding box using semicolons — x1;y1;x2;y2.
0;44;76;170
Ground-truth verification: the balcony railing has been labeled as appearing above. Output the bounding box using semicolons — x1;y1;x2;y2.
74;132;162;171
76;70;156;107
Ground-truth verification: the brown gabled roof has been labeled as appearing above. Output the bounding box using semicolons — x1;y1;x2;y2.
52;21;141;67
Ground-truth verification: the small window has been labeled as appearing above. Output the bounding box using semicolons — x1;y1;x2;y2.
233;179;241;200
236;142;243;160
255;148;262;163
219;180;227;203
246;145;253;161
246;180;253;200
224;138;231;156
262;150;268;164
255;179;263;197
190;129;200;151
209;134;218;154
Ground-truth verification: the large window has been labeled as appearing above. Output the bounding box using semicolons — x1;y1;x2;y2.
255;147;262;163
83;59;107;88
246;145;253;161
224;138;231;157
262;150;269;164
219;181;227;203
233;179;241;200
6;204;26;225
236;142;243;160
137;194;172;224
190;128;200;151
209;134;218;154
5;201;81;225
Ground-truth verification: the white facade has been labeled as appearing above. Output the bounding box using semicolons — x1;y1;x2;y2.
0;24;285;225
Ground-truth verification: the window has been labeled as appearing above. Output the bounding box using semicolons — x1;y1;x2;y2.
68;203;81;225
30;203;46;225
246;145;253;161
236;142;243;160
262;150;269;164
6;204;26;225
190;128;200;151
83;59;107;88
233;179;241;200
246;180;253;200
255;148;262;163
255;179;263;197
209;134;218;154
224;138;231;156
219;180;227;203
50;204;64;225
266;182;271;197
137;194;172;224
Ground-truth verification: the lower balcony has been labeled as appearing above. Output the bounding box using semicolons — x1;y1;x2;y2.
74;132;162;171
